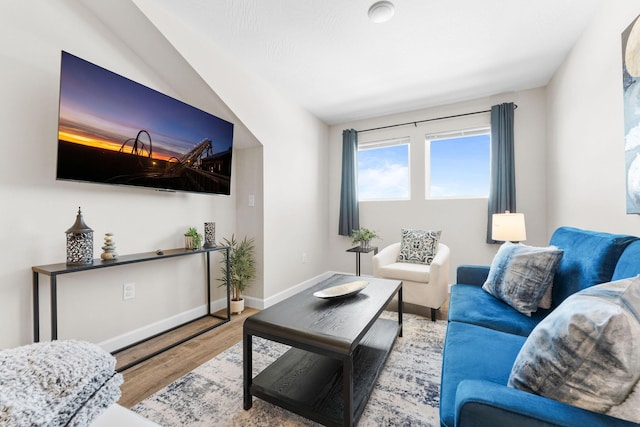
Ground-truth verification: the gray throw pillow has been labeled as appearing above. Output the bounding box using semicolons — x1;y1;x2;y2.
538;284;553;309
396;229;441;265
608;381;640;423
482;242;563;316
508;276;640;415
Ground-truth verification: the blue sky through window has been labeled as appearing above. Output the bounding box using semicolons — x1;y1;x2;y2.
358;143;409;200
429;134;490;197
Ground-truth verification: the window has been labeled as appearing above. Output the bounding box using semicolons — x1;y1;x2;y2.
358;137;410;201
427;129;490;198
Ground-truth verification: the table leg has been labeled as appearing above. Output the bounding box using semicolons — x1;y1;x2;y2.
51;275;58;340
355;252;361;276
206;251;211;315
32;272;39;342
398;284;403;337
343;356;354;426
243;331;253;410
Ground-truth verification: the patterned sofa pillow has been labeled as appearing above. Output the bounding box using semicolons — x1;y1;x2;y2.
508;276;640;419
482;242;563;316
397;229;441;265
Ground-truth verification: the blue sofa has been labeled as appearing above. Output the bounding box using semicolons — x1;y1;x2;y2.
440;227;640;427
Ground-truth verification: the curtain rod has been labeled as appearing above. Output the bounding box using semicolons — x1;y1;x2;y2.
356;104;517;134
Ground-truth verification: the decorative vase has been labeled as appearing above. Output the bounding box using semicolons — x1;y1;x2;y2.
204;222;216;248
230;298;245;314
360;239;371;249
185;236;195;250
65;207;94;266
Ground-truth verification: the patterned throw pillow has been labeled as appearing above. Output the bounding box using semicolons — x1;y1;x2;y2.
482;242;563;316
538;284;553;309
397;229;441;265
508;276;640;419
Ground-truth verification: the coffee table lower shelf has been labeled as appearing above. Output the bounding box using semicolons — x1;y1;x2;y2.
249;318;400;426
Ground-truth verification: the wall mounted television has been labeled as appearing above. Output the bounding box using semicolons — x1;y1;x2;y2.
56;51;234;195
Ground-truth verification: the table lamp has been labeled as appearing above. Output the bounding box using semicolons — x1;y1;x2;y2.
492;211;526;242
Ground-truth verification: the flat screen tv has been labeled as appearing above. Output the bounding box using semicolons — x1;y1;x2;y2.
56;51;234;195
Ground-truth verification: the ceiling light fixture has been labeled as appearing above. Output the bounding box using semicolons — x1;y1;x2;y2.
368;1;395;23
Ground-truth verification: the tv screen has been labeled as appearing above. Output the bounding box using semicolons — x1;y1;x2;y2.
56;51;234;195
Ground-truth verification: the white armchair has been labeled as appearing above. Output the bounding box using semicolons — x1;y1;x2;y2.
373;242;450;321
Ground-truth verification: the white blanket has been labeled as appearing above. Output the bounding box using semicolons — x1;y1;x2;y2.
0;340;123;427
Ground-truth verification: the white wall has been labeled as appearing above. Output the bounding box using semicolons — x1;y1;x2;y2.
547;1;640;234
0;0;256;350
131;0;331;304
0;0;331;350
234;146;265;300
328;88;549;280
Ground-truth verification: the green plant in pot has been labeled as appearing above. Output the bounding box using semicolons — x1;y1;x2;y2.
218;234;256;314
184;227;203;250
351;227;380;249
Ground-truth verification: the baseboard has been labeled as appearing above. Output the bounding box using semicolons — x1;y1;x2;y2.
98;298;228;352
99;272;347;350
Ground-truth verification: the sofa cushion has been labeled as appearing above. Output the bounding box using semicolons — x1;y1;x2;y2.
440;321;527;427
508;276;640;415
448;284;551;337
376;261;430;282
548;227;637;307
612;240;640;281
456;265;490;286
397;228;441;265
482;242;564;316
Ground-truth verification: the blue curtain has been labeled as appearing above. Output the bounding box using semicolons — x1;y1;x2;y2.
339;129;359;236
487;103;516;243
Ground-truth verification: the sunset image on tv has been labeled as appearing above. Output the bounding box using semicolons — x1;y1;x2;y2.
56;51;234;195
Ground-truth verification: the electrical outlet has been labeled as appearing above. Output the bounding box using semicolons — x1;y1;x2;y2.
123;282;136;300
302;252;308;264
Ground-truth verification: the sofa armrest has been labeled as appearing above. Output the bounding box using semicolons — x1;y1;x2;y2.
372;242;401;274
429;243;450;287
455;380;637;427
456;265;490;286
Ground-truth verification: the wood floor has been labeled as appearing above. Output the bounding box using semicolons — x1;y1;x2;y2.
116;297;449;408
116;308;259;408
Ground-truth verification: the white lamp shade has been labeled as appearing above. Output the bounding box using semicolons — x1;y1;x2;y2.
492;212;527;242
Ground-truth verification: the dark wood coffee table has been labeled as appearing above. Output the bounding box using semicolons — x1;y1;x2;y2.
243;273;402;426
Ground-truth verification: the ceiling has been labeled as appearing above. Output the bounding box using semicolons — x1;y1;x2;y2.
147;0;601;125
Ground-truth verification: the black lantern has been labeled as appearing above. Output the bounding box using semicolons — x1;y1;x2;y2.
65;207;94;266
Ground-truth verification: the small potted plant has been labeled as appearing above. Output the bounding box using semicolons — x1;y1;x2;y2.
218;234;256;314
351;227;380;249
184;227;202;250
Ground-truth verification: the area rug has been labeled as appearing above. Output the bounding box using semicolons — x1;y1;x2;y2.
132;312;447;426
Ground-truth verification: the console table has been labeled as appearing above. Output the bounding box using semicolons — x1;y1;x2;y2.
31;246;230;371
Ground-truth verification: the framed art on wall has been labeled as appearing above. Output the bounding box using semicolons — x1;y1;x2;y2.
623;15;640;213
